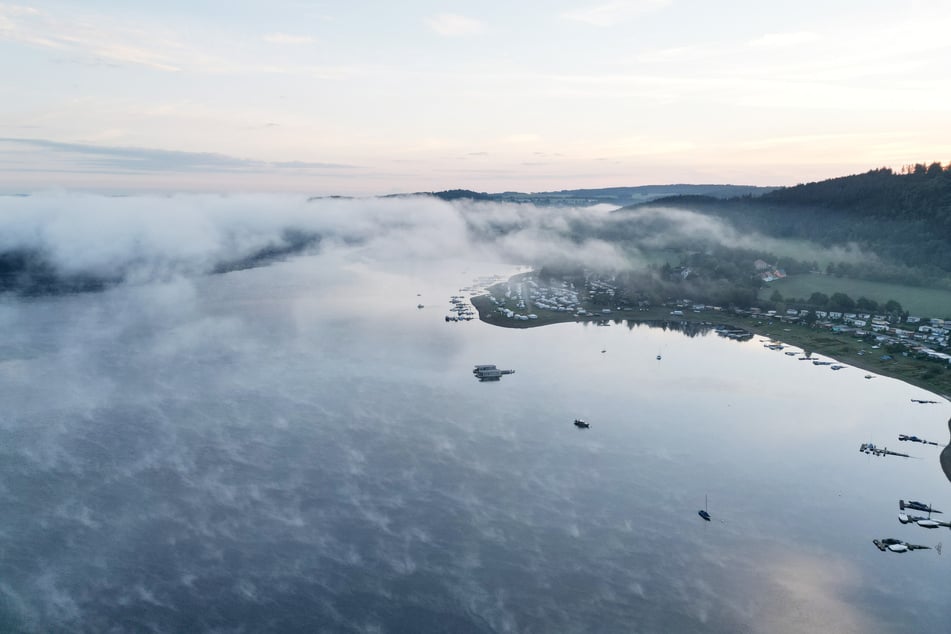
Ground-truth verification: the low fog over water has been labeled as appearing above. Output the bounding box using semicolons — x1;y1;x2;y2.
0;194;948;633
0;192;879;291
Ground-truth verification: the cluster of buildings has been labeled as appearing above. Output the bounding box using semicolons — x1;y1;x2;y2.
724;304;950;365
486;276;647;322
486;277;593;321
482;272;949;367
753;259;787;283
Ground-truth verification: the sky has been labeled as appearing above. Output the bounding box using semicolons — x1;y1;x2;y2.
1;0;949;195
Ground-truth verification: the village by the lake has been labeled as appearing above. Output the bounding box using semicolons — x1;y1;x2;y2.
468;269;951;399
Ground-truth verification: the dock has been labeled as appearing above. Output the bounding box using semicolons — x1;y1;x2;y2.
473;364;516;381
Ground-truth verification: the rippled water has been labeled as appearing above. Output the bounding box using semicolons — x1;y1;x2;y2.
1;253;949;633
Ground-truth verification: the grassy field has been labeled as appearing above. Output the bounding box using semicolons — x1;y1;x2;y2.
759;274;951;318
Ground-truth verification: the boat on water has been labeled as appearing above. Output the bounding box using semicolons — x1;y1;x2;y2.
698;495;711;521
898;511;949;528
899;511;921;524
472;364;515;381
573;419;590;429
899;434;939;446
860;443;910;458
901;500;942;514
873;538;940;553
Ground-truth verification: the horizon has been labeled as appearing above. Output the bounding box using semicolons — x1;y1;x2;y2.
2;1;950;196
0;165;926;199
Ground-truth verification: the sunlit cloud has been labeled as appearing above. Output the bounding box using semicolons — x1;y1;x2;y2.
0;4;183;71
561;0;671;27
501;133;541;144
424;13;484;37
635;45;705;63
748;31;818;48
0;4;350;77
735;133;884;151
1;3;949;194
0;138;355;174
263;32;315;45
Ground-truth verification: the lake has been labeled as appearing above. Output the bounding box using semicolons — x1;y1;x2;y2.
1;250;949;633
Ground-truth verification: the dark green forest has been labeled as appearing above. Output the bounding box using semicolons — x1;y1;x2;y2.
527;165;951;314
633;163;951;282
425;184;774;206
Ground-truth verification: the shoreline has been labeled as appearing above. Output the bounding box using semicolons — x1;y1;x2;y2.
470;294;951;401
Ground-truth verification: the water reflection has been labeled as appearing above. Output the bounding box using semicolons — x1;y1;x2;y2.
1;257;950;633
614;317;752;341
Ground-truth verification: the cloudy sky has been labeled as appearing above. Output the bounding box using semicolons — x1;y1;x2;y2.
1;0;949;195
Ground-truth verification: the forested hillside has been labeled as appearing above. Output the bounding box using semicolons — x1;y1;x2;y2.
635;164;951;281
424;184;775;207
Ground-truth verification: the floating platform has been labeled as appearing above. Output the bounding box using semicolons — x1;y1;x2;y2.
473;364;515;381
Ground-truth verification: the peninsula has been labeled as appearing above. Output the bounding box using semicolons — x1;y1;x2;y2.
470;271;951;399
459;165;951;399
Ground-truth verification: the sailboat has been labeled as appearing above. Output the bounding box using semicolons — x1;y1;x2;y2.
698;495;711;521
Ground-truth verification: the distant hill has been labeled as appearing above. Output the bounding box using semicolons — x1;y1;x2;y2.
418;184;776;207
625;165;951;278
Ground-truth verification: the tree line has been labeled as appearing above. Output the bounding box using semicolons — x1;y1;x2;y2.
637;165;951;283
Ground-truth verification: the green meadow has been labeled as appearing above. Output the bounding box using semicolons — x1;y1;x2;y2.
759;274;951;318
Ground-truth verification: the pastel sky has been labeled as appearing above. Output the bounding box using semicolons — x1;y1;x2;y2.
1;0;949;195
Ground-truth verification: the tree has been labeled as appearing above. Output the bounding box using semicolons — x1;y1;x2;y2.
884;299;903;315
829;292;855;311
808;291;829;307
856;296;879;312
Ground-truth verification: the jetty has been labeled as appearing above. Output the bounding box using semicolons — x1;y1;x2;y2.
859;442;910;458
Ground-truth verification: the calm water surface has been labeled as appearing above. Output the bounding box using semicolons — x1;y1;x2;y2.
1;253;949;633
